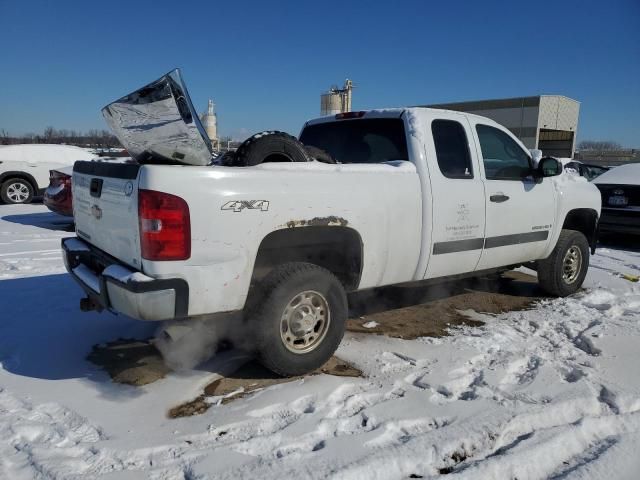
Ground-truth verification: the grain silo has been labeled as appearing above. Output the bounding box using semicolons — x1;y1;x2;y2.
320;79;353;116
200;99;218;147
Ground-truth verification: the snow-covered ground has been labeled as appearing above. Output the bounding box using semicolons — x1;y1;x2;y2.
1;204;639;479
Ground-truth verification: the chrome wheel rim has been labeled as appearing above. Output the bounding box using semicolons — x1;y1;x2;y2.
280;290;330;354
562;245;582;284
7;182;30;203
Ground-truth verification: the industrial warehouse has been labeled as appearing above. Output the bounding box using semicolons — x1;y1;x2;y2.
426;95;580;158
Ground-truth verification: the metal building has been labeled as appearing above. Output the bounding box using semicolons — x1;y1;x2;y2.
321;79;354;116
425;95;580;158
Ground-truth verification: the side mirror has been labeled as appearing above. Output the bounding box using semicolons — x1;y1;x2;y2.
537;157;562;177
529;149;543;167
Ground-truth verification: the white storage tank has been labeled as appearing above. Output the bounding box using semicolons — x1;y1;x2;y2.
320;79;354;116
200;99;218;144
321;92;343;116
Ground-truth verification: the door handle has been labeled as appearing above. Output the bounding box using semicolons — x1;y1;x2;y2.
490;194;510;203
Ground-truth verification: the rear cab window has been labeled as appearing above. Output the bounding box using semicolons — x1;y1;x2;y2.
431;119;473;179
299;118;408;164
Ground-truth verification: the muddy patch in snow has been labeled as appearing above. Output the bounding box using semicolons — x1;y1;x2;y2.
169;357;362;418
88;272;542;388
347;271;543;339
88;338;170;386
88;270;542;418
87;340;361;417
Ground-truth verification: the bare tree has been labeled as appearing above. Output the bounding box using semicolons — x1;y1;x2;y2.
44;126;56;142
1;127;121;148
578;140;622;151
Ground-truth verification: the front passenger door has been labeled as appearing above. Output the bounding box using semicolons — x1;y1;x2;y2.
472;123;556;270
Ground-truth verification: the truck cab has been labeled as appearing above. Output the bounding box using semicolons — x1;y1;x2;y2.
300;108;599;280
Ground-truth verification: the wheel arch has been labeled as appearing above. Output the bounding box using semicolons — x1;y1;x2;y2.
561;208;599;253
0;171;39;193
252;226;364;291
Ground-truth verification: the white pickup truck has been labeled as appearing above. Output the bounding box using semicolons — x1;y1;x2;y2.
63;70;601;376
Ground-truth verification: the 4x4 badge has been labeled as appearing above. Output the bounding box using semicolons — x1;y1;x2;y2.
221;200;269;212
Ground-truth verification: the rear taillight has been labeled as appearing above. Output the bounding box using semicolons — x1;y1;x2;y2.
138;189;191;261
49;170;69;187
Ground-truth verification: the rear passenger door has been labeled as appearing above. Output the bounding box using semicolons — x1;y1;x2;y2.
424;112;486;279
471;122;555;270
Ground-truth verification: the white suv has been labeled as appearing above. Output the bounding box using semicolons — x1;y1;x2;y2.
0;144;96;204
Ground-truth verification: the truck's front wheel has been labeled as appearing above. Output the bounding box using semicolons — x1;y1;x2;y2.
249;262;347;376
537;229;589;297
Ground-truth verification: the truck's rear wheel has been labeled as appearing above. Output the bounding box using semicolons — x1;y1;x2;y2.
536;229;589;297
1;178;34;204
248;262;347;376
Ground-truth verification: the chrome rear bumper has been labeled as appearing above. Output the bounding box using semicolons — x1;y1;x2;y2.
62;237;189;321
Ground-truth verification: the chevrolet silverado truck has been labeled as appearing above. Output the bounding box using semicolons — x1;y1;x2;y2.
62;70;601;376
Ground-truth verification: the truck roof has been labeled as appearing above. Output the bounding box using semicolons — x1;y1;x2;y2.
305;107;505;129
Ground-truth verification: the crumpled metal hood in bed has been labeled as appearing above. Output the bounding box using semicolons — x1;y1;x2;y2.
102;68;213;166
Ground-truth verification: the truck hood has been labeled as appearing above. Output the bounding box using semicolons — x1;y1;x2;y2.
102;69;213;166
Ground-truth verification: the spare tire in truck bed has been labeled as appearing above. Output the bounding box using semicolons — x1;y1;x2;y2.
224;131;311;167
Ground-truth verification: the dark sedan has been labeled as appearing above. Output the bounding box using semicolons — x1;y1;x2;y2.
593;164;640;235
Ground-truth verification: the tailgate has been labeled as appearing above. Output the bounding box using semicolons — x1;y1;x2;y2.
73;161;142;269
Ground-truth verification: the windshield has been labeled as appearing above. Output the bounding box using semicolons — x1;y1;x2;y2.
299;118;408;164
582;164;608;181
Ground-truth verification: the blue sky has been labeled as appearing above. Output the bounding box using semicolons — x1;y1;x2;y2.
1;0;638;145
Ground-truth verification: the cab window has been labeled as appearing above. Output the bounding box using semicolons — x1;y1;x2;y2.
431;119;473;179
299;119;408;164
476;124;532;180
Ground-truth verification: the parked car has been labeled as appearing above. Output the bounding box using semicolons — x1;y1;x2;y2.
0;144;97;204
43;166;73;216
593;163;640;235
561;159;610;181
43;158;133;216
62;69;601;377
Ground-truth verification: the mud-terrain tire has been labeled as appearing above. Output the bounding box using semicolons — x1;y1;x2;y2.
231;131;311;167
248;262;347;377
537;229;589;297
1;178;34;204
304;145;336;164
